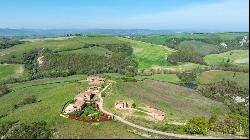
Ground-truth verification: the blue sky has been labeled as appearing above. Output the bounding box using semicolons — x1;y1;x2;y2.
0;0;249;31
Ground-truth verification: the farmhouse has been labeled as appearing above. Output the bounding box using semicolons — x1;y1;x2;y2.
73;99;86;109
115;101;131;110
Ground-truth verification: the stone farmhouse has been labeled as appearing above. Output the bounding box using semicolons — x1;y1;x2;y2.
115;101;132;110
64;81;101;114
150;109;165;121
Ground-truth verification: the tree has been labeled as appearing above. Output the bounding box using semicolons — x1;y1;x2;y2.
132;103;136;108
176;68;200;83
214;114;249;137
185;116;209;135
167;48;205;65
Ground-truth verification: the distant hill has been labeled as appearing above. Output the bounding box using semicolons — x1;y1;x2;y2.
0;28;208;38
0;28;167;37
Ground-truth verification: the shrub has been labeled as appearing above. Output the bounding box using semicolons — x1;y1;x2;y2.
214;114;249;137
0;85;10;97
155;123;186;134
3;121;54;139
14;96;37;109
132;103;136;108
120;77;137;82
176;68;201;83
101;92;106;98
0;121;18;137
185;116;209;135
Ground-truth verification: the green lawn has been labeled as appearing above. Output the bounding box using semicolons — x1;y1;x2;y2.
197;70;249;89
0;64;29;84
0;75;147;139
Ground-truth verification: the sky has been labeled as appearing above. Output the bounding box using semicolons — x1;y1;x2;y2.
0;0;249;31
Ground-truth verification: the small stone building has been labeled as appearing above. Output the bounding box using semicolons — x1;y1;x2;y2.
115;101;131;110
150;109;165;121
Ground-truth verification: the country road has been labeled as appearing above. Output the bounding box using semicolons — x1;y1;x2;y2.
97;82;224;139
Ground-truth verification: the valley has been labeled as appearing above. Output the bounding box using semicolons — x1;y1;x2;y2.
0;32;249;139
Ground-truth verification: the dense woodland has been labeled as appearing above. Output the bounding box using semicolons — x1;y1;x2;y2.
167;48;206;65
23;43;138;79
198;80;249;117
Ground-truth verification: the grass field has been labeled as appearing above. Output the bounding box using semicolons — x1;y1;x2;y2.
204;50;249;66
118;37;175;69
136;74;181;84
118;37;207;71
0;75;152;139
0;64;29;84
103;80;229;124
197;70;249;89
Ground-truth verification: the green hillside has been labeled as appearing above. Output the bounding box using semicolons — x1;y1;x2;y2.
176;40;219;55
0;33;248;138
204;50;249;65
0;36;127;63
0;75;145;139
134;33;249;55
197;70;249;89
104;80;229;121
118;37;175;69
0;64;29;84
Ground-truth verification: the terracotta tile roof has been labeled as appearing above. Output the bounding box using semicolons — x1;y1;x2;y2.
84;90;92;96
